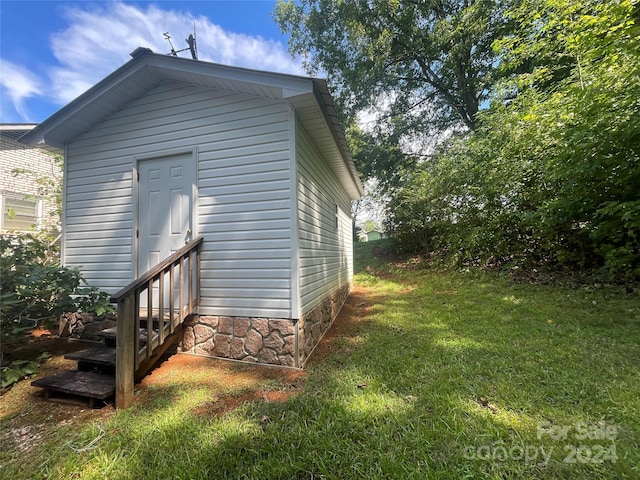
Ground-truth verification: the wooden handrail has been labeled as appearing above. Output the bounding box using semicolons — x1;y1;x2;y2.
114;236;203;409
111;236;204;303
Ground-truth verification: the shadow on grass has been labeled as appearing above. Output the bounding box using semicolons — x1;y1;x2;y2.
3;240;639;479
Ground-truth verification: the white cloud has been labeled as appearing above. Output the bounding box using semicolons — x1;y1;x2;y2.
0;60;42;122
47;2;303;104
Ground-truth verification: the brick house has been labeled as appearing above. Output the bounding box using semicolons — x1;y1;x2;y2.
0;124;60;233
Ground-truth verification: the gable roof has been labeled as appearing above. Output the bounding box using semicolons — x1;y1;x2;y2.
21;48;363;199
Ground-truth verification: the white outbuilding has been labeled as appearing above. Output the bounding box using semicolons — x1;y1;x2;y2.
23;48;363;369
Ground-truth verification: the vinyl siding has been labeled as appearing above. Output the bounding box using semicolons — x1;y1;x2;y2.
64;82;293;318
296;121;353;314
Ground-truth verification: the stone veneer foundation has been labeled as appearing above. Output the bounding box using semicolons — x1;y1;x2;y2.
59;312;117;341
180;284;351;368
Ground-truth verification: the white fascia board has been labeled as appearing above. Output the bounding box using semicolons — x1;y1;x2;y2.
20;60;151;148
0;123;37;132
145;54;314;99
310;82;364;199
22;53;315;148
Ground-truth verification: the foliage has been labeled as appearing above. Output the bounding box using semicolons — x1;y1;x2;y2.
352;178;389;241
2;242;639;478
387;0;640;280
274;0;510;191
1;232;114;342
363;219;380;233
1;232;114;387
347;123;418;189
10;151;63;234
275;0;511;135
276;0;639;279
1;354;49;389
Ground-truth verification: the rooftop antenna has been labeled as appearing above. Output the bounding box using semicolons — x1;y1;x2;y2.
164;22;198;60
187;22;198;60
163;32;178;56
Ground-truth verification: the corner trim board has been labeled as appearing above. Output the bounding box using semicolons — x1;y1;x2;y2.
288;107;301;320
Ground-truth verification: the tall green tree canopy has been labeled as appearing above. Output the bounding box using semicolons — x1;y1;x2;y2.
388;0;640;278
275;0;508;135
277;0;640;279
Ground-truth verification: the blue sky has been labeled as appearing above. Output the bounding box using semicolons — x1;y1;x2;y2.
0;0;303;123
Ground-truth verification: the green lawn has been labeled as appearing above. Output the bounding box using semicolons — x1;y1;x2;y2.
2;240;639;479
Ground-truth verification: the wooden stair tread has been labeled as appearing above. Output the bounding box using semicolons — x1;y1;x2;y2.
31;370;115;399
33;314;185;408
65;346;116;367
99;327;159;343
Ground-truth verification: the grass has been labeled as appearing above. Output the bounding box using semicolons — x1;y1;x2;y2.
1;239;639;479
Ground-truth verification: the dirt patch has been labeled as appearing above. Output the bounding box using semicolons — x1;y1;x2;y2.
135;352;306;414
192;387;302;418
133;285;373;416
140;353;305;390
2;326;89;364
304;285;374;365
1;285;372;442
2;400;114;453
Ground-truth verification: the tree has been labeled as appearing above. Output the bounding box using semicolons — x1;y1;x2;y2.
388;0;640;279
275;0;510;135
363;219;380;233
347;123;417;190
11;152;63;238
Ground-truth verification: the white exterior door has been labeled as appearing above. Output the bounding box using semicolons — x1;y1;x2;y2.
137;154;195;276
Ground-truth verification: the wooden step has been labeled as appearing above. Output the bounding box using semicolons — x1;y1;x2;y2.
31;370;115;407
99;327;158;348
65;346;116;372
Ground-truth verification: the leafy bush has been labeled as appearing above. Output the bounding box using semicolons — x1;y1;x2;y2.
387;0;640;280
1;354;49;389
1;233;114;387
1;233;113;329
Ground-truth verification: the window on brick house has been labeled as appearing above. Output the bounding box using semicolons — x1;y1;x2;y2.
0;192;41;231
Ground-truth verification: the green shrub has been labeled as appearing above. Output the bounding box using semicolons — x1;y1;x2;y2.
387;0;640;280
1;232;114;387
